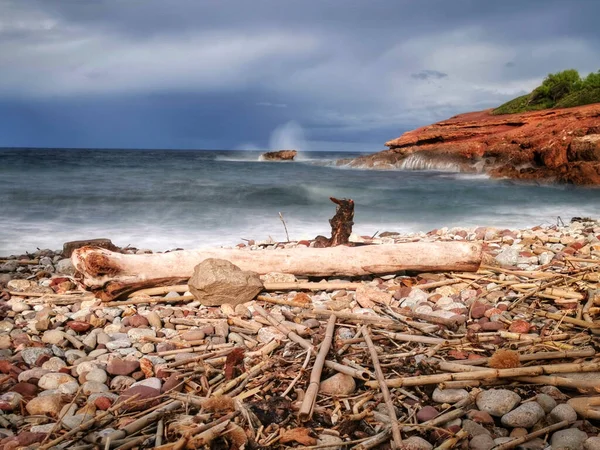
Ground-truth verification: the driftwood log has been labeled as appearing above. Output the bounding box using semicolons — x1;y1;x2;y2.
72;242;482;300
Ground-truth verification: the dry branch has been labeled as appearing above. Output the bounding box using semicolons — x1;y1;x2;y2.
362;325;403;449
299;315;337;421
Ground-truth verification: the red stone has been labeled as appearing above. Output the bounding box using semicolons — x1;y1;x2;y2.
471;303;489;319
481;321;505;331
509;320;531;334
484;308;503;318
467;409;494;424
106;358;140;376
161;373;183;393
416;405;439;422
67;321;91;333
94;396;113;410
117;386;161;412
128;315;149;328
10;382;38;398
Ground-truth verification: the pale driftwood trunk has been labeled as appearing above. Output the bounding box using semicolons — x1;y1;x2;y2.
72;242;482;300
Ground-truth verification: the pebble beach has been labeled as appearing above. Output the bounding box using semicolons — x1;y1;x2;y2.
1;218;600;449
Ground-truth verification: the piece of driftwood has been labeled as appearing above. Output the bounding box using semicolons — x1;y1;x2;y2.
298;315;336;421
72;241;482;300
366;361;600;388
363;325;403;449
314;197;355;247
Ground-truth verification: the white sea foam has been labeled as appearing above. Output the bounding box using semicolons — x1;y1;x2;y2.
398;154;463;172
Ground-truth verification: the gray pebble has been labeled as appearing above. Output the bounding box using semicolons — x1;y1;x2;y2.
476;389;521;417
20;347;52;365
535;393;557;413
469;434;495;450
501;402;545;428
549;404;578;424
432;387;469;404
402;436;433;450
551;428;588;450
585;436;600;450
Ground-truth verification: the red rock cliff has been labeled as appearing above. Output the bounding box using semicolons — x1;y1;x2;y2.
349;103;600;185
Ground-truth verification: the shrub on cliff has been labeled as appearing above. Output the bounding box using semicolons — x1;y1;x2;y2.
494;69;600;115
555;87;600;108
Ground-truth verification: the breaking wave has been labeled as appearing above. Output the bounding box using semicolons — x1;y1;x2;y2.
397;154;465;172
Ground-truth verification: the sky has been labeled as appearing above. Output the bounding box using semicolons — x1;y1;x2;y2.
0;0;599;151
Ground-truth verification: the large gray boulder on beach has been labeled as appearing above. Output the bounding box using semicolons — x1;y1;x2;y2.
188;258;264;306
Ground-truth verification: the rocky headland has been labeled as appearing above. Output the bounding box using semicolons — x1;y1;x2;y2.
348;103;600;185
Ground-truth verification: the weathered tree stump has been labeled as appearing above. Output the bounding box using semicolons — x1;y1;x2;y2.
315;197;354;247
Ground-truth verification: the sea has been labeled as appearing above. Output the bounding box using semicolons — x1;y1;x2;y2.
1;148;599;256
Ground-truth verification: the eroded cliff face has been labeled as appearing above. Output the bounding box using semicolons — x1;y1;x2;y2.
348;104;600;185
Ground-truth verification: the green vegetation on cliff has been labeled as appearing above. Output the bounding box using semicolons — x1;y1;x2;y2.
494;69;600;115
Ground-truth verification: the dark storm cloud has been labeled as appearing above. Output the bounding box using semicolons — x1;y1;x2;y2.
0;0;599;149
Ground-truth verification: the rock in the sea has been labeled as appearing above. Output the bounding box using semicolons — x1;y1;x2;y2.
260;150;297;161
319;373;356;396
476;389;521;417
500;402;545;428
188;259;263;306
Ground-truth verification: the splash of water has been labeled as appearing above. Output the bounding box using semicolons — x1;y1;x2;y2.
268;121;307;151
398;154;463;172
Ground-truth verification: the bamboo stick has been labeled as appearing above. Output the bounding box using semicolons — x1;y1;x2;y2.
366;361;600;389
40;395;141;450
253;304;314;351
299;315;336;421
324;360;372;381
434;429;468;450
362;325;402;449
127;281;363;299
101;400;182;445
458;348;595;366
533;310;600;329
106;295;195;307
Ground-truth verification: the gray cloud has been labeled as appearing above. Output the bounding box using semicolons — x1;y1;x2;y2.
0;0;599;149
411;70;449;81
